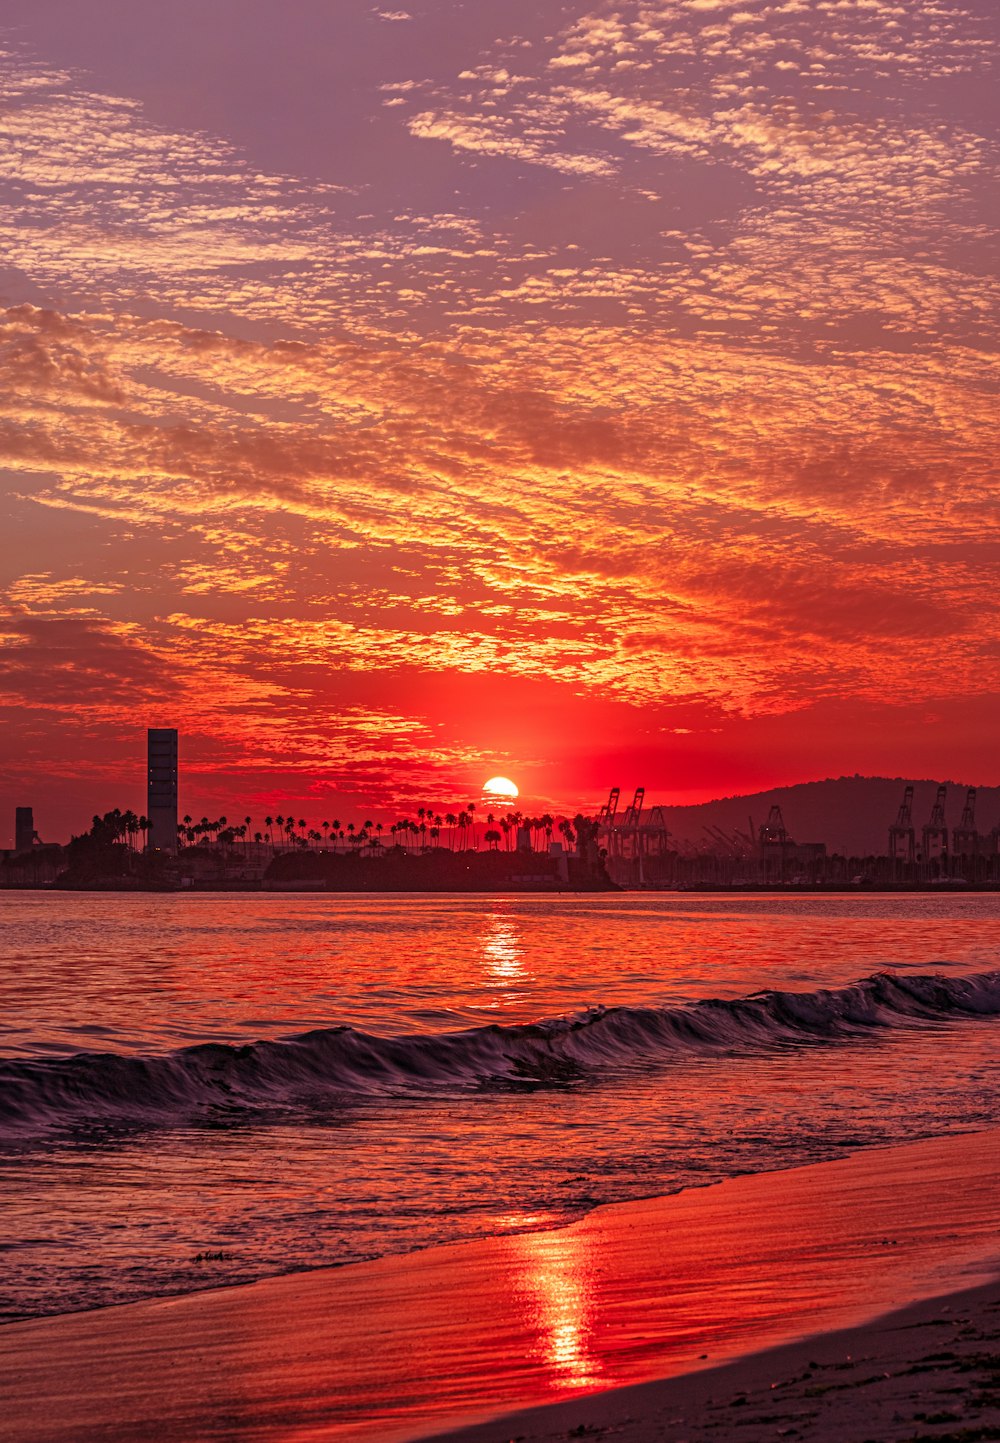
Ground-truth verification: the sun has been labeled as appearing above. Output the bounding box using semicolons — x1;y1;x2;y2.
482;775;519;802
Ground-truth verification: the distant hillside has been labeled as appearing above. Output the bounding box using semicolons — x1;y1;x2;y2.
653;777;1000;857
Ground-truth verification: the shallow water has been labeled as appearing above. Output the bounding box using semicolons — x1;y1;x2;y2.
1;892;998;1322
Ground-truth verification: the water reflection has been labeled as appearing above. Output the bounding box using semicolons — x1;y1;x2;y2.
480;912;529;1002
507;1225;604;1391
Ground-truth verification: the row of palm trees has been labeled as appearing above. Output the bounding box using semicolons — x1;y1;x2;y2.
176;807;577;856
83;808;150;852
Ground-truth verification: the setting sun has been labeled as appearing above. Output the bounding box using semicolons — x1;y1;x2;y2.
483;776;519;802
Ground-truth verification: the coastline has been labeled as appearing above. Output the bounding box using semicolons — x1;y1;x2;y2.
1;1129;997;1442
5;881;1000;892
421;1275;1000;1443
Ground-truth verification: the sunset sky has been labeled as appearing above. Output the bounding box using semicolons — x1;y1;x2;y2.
0;0;997;839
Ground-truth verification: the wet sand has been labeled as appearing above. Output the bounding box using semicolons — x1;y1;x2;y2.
426;1277;1000;1443
0;1130;997;1443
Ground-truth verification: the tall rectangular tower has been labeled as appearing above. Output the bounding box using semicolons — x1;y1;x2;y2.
14;807;34;854
147;728;178;854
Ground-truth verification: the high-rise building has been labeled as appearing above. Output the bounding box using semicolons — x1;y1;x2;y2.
147;728;178;854
14;807;35;854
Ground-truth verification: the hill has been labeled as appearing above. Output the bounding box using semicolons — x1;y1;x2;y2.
653;777;1000;857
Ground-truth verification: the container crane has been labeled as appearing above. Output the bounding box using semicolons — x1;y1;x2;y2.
952;788;978;857
597;788;620;827
922;784;949;864
888;785;915;865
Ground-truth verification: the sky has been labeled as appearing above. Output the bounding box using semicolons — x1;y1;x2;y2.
0;0;997;841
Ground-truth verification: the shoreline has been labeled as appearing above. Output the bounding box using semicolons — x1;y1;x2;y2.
421;1274;1000;1443
5;881;1000;893
0;1125;992;1334
1;1129;997;1442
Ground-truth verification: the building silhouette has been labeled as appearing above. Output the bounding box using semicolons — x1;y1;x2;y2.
14;807;35;854
147;729;178;854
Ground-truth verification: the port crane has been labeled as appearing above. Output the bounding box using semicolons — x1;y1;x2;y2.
952;788;978;857
922;785;949;863
888;785;915;866
597;788;620;827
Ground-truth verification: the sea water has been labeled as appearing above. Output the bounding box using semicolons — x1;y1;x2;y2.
0;892;998;1322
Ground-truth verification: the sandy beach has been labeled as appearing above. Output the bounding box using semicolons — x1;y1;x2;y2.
1;1129;997;1442
426;1277;1000;1443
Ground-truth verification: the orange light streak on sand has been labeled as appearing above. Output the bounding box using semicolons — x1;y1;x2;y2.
507;1225;605;1392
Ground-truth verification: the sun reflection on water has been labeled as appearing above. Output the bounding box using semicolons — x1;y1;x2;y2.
480;912;529;1003
505;1225;605;1392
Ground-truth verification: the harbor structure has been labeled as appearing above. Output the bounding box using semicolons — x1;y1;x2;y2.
147;728;179;854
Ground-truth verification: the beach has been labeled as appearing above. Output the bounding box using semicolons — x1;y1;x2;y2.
1;1128;997;1442
429;1278;1000;1443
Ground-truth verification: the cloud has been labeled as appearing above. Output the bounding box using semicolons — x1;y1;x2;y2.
0;1;996;820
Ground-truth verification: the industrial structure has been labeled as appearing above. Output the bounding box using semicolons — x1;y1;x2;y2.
597;788;676;886
952;788;978;859
886;783;993;879
922;784;949;867
888;785;915;871
146;728;179;854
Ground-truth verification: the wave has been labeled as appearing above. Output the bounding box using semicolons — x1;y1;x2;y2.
2;971;999;1139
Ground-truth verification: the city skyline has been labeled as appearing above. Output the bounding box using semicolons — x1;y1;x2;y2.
1;1;997;837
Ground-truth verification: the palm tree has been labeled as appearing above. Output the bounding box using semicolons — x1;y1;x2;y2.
445;813;457;850
485;828;501;851
264;815;274;850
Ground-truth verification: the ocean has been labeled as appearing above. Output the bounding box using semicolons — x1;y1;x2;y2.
1;892;998;1326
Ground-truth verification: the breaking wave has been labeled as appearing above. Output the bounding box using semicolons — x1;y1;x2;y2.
2;971;999;1139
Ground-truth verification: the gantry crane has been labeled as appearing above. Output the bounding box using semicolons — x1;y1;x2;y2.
597;788;621;827
889;785;915;865
620;788;645;828
952;788;978;857
922;784;949;863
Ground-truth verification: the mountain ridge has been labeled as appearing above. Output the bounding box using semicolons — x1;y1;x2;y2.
647;776;1000;857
